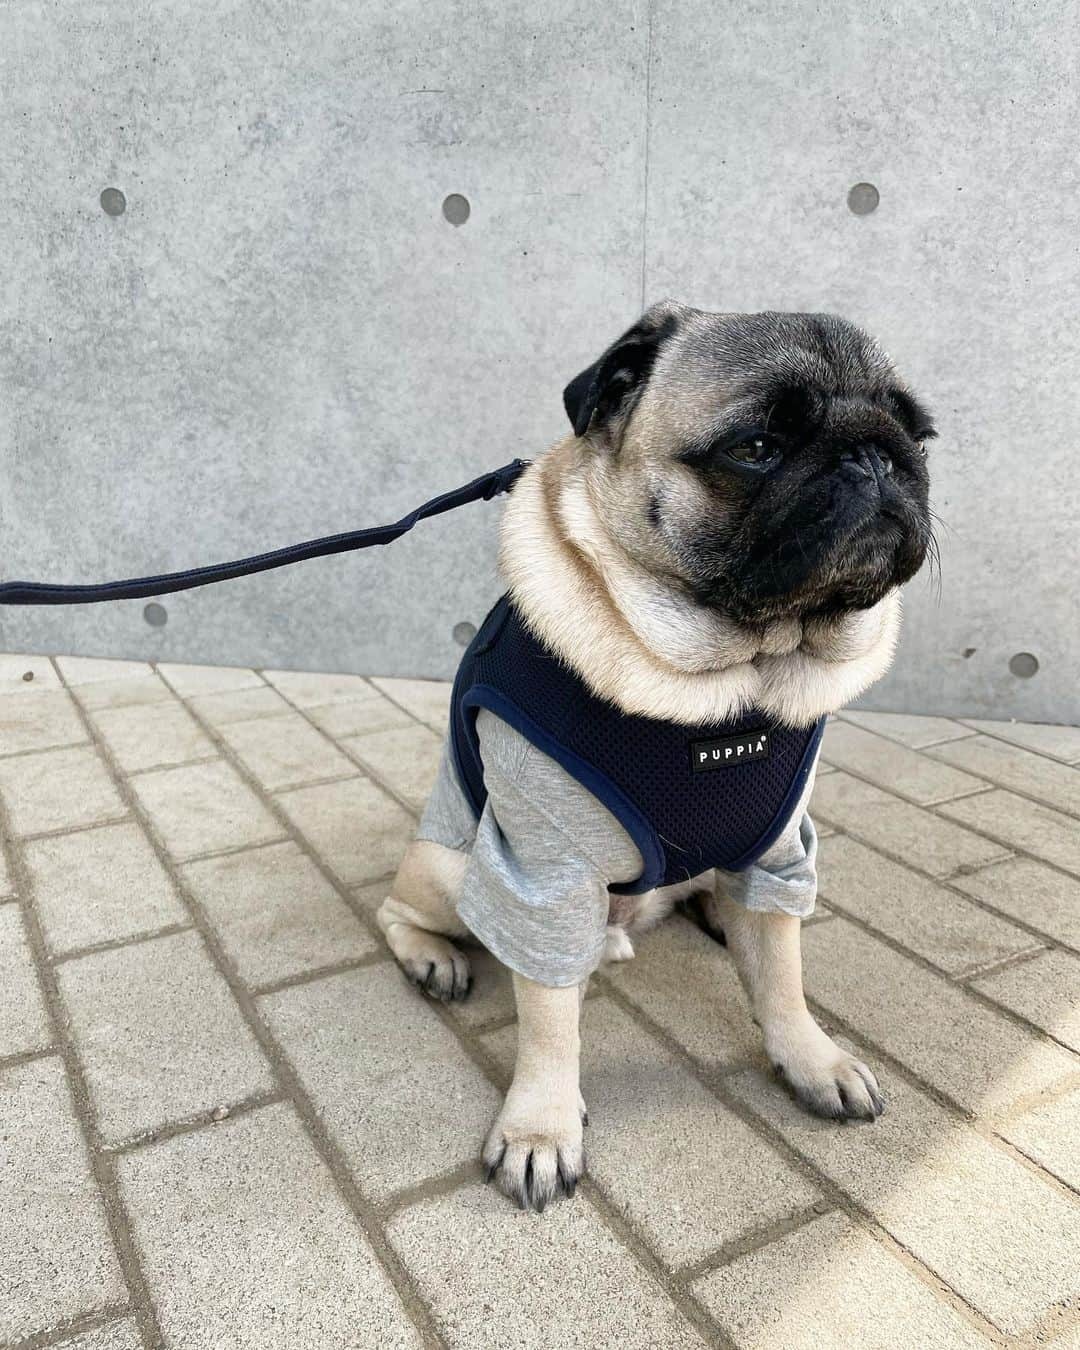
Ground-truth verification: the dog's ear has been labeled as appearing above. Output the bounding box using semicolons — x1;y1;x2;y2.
562;300;683;442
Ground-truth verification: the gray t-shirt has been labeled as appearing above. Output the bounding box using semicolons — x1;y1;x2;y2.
417;708;819;987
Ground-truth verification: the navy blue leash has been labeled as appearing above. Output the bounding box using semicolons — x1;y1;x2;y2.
0;458;530;606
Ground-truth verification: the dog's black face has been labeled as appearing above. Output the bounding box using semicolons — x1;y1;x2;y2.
564;303;935;627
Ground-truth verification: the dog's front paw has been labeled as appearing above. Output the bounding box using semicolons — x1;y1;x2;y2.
482;1082;585;1212
767;1017;884;1122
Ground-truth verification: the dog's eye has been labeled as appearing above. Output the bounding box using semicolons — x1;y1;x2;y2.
726;435;779;466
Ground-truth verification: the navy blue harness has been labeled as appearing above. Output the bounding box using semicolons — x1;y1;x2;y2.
450;595;825;895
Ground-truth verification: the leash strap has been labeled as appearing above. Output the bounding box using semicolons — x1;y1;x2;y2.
0;458;530;606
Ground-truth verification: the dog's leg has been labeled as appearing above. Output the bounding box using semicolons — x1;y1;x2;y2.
377;840;473;1002
483;972;586;1210
710;891;884;1121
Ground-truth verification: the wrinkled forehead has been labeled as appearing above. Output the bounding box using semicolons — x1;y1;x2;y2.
632;310;905;452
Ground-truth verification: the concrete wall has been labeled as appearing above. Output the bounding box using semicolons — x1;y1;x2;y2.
2;1;1076;722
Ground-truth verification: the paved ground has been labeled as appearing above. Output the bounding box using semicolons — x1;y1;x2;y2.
0;652;1078;1349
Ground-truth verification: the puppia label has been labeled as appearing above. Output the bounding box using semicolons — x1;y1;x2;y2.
690;729;771;772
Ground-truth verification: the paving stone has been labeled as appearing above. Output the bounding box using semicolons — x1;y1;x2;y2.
961;718;1080;765
186;684;292;725
929;734;1080;818
810;772;1011;877
261;964;501;1200
939;790;1080;878
693;1210;991;1350
949;857;1080;951
445;944;517;1029
998;1087;1080;1191
262;667;376;708
0;1057;125;1340
820;721;987;805
485;998;819;1268
306;692;415;740
350;878;392;916
444;946;605;1034
387;1183;707;1349
90;700;216;774
54;1320;143;1349
0;848;12;898
0;746;126;837
0;653;61;693
72;672;178;712
369;676;452;732
0;688;87;756
129;760;284;862
57;930;273;1145
181;840;375;987
55;656;154;685
341;722;444;812
218;713;357;792
0;905;51;1057
276;776;415;883
157;662;263;697
817;835;1040;975
25;821;186;957
603;913;761;1071
801;920;1080;1115
839;709;976;750
117;1105;420;1350
970;949;1080;1052
729;1061;1080;1336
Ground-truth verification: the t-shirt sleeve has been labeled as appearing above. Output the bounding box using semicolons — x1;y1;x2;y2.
715;752;820;918
454;710;643;987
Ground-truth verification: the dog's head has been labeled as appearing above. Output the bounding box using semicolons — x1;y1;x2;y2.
563;301;935;626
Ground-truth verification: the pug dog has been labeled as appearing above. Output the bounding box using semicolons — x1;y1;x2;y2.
377;300;935;1211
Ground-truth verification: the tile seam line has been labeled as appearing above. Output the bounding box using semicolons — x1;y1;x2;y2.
104;1090;286;1157
50;922;197;968
834;709;978;750
3;1303;137;1350
816;757;995;809
0;658;165;1350
816;826;1077;958
0;739;90;763
809;902;1080;1059
262;684;426;821
798;994;1080;1200
672;1202;832;1286
174;694;408;948
955;718;1080;768
19;815;135;846
958;944;1057;985
929;795;1080;868
148;663;448;1348
417;997;736;1350
592;975;1035;1343
918;749;1080;819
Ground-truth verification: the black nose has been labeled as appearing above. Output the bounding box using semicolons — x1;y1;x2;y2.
839;447;893;479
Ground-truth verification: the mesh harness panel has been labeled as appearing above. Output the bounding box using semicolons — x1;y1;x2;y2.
449;596;825;896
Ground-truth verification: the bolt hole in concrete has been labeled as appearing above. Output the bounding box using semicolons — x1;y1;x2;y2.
453;621;478;647
442;193;470;226
143;602;168;628
847;182;879;215
1009;651;1039;678
100;187;126;216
